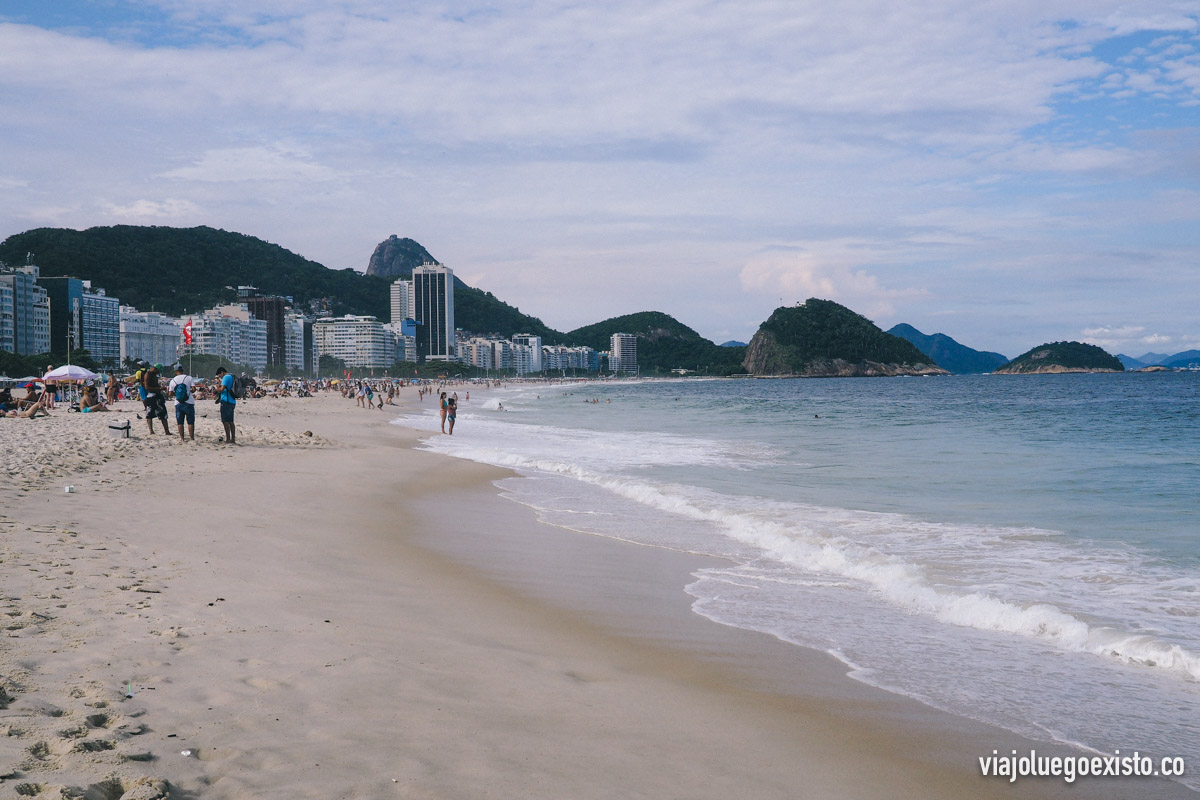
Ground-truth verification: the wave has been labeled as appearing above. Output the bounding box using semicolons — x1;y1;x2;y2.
412;426;1200;683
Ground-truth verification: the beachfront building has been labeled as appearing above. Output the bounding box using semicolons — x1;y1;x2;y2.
459;337;497;370
383;320;417;363
390;279;414;324
491;339;512;370
178;307;269;370
284;313;319;375
0;264;51;356
542;345;599;373
313;315;395;369
120;306;182;367
511;334;543;373
0;281;13;354
610;332;638;374
412;263;455;362
38;276;121;368
243;293;290;369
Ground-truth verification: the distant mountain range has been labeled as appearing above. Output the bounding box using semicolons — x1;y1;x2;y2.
886;324;1008;374
0;225;1156;377
1118;350;1200;370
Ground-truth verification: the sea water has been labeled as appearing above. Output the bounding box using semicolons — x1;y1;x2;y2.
397;374;1200;786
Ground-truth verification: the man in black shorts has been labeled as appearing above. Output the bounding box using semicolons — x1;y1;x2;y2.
141;363;172;435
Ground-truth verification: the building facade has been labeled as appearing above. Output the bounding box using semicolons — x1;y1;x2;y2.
0;264;51;356
38;276;121;367
178;308;268;370
390;279;414;324
542;345;599;372
411;264;455;362
610;332;638;374
284;313;319;375
313;315;395;369
511;334;543;373
244;295;289;368
120;306;182;366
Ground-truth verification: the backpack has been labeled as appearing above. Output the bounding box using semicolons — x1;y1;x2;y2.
173;380;189;403
230;375;246;400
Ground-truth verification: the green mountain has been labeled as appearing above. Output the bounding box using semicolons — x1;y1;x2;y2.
566;311;746;375
0;226;561;340
743;299;945;377
995;341;1124;373
887;323;1008;374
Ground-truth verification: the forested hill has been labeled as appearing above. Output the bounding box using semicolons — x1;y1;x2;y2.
0;226;561;340
566;311;746;375
743;299;944;377
995;341;1124;373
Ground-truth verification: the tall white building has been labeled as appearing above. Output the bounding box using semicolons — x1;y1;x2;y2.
283;313;319;374
412;264;455;361
610;333;637;374
0;281;13;354
120;306;181;366
390;279;414;324
313;315;395;369
0;264;51;356
179;307;268;370
511;334;543;373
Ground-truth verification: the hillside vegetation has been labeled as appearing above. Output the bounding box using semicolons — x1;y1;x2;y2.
744;299;941;376
0;226;561;340
567;311;746;375
996;342;1124;373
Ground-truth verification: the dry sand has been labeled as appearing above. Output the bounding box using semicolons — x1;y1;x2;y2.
0;389;1192;799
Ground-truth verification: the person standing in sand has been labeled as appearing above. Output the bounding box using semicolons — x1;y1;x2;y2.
446;395;457;435
215;367;237;444
141;363;171;435
168;364;196;442
439;392;448;433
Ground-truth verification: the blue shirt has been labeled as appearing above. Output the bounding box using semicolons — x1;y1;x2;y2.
221;373;236;405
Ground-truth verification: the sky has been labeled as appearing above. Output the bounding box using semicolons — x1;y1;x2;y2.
0;1;1198;357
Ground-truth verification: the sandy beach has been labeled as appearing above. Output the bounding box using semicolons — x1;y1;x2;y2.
0;389;1192;799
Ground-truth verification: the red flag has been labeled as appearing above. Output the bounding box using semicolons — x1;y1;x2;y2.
183;318;193;345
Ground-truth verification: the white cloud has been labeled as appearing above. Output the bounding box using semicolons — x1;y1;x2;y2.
101;198;203;219
161;146;339;183
739;249;928;319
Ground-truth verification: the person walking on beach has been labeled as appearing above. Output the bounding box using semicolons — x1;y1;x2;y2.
215;367;237;444
168;364;196;442
105;371;119;406
142;363;171;435
446;395;457;435
439;392;448;433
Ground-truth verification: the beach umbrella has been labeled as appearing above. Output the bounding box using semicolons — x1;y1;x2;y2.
43;364;99;382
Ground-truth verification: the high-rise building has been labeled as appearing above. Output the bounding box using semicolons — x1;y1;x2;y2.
390;279;414;324
244;295;289;368
38;276;121;367
0;264;51;356
313;315;395;369
411;264;455;362
0;281;13;354
179;307;268;370
120;306;182;366
284;313;318;375
512;334;543;373
610;333;637;374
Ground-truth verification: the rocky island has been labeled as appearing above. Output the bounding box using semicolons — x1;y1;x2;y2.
742;299;947;377
995;341;1124;374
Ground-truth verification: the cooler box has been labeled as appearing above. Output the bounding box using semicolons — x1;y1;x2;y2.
108;419;131;438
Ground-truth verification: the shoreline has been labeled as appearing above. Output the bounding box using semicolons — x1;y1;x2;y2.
0;390;1192;798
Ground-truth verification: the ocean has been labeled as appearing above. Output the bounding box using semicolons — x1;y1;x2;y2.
396;373;1200;787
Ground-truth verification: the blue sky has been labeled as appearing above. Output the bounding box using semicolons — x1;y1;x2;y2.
1;0;1197;356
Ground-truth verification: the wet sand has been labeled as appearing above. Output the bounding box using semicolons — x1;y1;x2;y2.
0;389;1191;798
